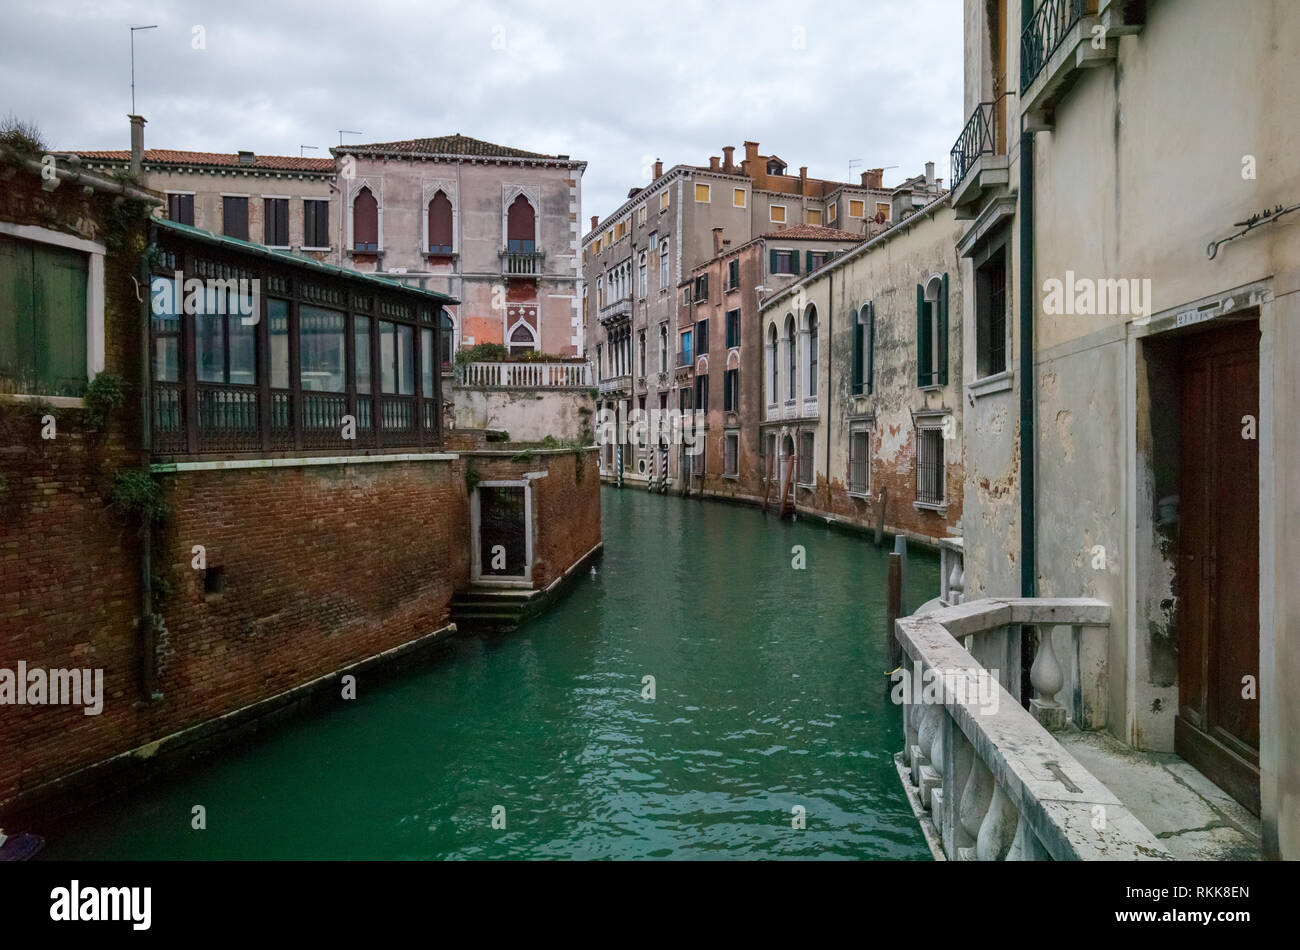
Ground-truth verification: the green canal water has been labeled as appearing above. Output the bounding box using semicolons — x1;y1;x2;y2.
43;487;936;860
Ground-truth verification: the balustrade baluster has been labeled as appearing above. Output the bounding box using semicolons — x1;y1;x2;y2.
976;783;1019;860
1030;623;1066;729
959;755;994;860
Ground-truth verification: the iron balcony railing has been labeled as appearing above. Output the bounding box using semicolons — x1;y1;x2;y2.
950;101;998;190
677;348;693;368
1021;0;1088;92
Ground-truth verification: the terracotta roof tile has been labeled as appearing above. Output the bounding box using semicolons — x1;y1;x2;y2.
762;224;867;241
69;149;335;172
340;133;558;160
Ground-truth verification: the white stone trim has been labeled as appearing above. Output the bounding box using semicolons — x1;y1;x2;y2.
151;452;458;473
422;178;459;256
346;177;383;251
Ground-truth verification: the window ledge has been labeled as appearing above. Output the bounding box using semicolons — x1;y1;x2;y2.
913;501;948;513
918;382;945;393
0;393;86;409
300;246;332;252
722;473;739;480
968;369;1013;399
847;490;872;500
797;482;816;491
266;245;292;251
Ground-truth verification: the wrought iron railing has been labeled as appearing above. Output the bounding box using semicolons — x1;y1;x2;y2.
1021;0;1087;92
950;101;998;190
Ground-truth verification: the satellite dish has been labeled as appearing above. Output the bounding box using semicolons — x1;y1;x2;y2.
874;212;887;225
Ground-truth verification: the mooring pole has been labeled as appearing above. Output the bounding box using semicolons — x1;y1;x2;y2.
874;485;888;546
886;552;903;690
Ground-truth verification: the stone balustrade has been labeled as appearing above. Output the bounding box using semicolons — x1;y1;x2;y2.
894;598;1171;860
458;361;591;389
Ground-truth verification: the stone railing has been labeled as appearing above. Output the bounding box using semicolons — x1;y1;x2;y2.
895;598;1170;860
458;361;591;389
939;537;964;606
598;374;632;396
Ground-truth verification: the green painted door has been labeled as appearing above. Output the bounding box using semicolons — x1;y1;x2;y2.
0;234;88;395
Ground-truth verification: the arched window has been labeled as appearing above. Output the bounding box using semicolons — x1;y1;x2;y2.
352;187;378;252
440;311;455;366
767;324;778;404
805;305;818;398
507;195;536;253
659;324;668;373
785;313;796;401
428;191;453;255
508;323;537;356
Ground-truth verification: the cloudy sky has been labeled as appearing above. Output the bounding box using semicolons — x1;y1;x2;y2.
2;0;963;226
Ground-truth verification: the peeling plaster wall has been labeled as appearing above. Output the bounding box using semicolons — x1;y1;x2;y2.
453;387;593;444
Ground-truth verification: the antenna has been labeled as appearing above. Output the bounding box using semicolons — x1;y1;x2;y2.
129;25;158;114
338;130;363;147
300;145;319;157
848;158;862;180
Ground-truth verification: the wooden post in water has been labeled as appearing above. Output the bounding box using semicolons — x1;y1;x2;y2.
874;486;888;546
886;551;903;685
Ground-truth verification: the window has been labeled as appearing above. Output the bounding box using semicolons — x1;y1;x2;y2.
767;324;778;404
0;233;91;396
733;188;746;208
660;240;669;290
379;321;415;395
637;330;646;376
304;199;329;248
724;368;738;411
638;255;648;298
852;302;875;395
917;274;949;387
695;318;709;354
508;323;536;355
354;315;371;393
614;220;627;241
785;314;796;400
767;159;787;175
808;250;828;271
827;203;837;224
167;193;194;226
352;187;378;251
770;204;786;224
694;372;709;412
637;205;647;225
680;330;692;367
300;304;346;392
876;202;891;221
849;199;865;218
695;183;711;203
694;274;709;303
659;325;667;372
916;426;945;506
727;259;740;290
976;245;1008;378
441;311;455;365
595;344;602;382
222;196;249;241
422;327;435;396
849;429;871;494
263;197;289;247
724;431;738;476
770;249;798;275
725;309;740;348
194;284;256;385
649;231;658;250
428;191;453;254
798;431;814;485
660;191;670;212
682;286;691;307
806;309;818;398
507;195;536;253
807;208;822;226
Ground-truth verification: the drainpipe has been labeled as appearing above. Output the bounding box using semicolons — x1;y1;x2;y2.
138;227;158;701
1018;0;1038;705
825;267;833;504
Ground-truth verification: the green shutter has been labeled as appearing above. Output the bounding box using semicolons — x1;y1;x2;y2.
0;235;32;385
0;236;87;396
769;249;778;273
867;303;875;395
790;253;799;275
938;272;949;385
806;250;813;272
916;284;927;386
852;320;864;393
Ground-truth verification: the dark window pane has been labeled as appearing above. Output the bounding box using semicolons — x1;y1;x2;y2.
222;196;248;241
264;197;289;246
268;299;290;389
354;315;371;391
304;200;329;248
300;304;345;392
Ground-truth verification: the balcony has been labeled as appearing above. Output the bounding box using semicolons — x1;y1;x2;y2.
599;296;632;324
598;374;632;397
801;395;818;419
676;348;693;369
501;249;544;277
458;361;591;389
895;597;1172;860
949;101;1009;216
1019;0;1142;130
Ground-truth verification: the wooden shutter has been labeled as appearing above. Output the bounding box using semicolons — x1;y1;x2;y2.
790;253;799;275
852;320;864;393
867;302;875;395
769;249;778;272
0;237;87;395
938;272;949;385
916;284;928;386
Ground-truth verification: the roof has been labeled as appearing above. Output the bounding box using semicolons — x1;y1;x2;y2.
761;224;867;241
150;218;458;305
337;133;560;161
69;149;335;173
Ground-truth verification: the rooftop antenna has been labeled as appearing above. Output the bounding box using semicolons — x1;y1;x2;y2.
848;159;862;180
300;145;319;157
129;25;158;114
339;130;363;147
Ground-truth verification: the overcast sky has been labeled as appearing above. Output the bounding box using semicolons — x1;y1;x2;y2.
1;0;963;227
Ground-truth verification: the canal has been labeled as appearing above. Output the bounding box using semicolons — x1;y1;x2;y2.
43;487;937;860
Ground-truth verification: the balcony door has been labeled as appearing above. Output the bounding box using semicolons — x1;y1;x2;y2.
1175;318;1260;814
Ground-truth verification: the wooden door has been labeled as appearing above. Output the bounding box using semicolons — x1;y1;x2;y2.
1175;319;1260;814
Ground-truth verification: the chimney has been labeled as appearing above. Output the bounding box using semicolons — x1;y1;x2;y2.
653;160;663;180
712;227;724;256
591;215;599;230
128;114;146;178
709;156;720;171
722;146;735;173
891;187;913;223
238;150;255;166
744;141;759;165
864;168;884;190
925;161;935;189
799;166;808;194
